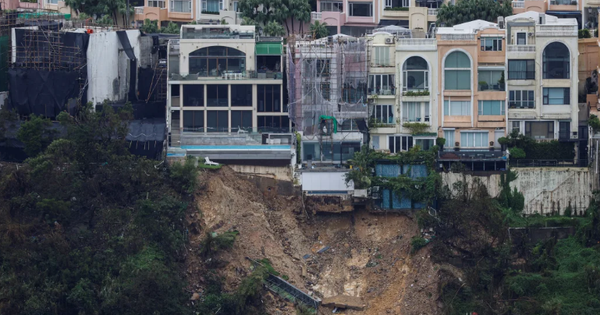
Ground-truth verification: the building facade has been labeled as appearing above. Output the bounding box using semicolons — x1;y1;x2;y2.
134;0;243;27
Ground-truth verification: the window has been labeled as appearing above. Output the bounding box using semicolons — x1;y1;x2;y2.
148;0;166;8
508;60;534;80
444;130;455;146
403;56;428;91
368;74;395;95
317;59;330;76
478;70;504;91
385;0;409;7
444;100;470;116
509;90;535;108
349;2;372;17
388;135;413;153
258;85;281;112
543;42;570;79
342;82;367;103
415;139;434;150
525;121;554;139
183;85;204;106
231;110;252;132
461;131;489;148
559;121;570;140
511;121;521;134
201;0;222;12
341;119;360;131
47;0;58;4
230;85;252;107
444;51;470;90
373;47;391;67
480;37;502;51
372;135;380;150
321;1;343;12
543;88;570;105
183;111;204;131
189;47;246;76
206;110;229;132
516;32;527;45
207;85;228;106
257;116;290;132
170;0;191;12
478;100;505;115
321;83;331;101
403;102;429;122
372;104;394;124
233;1;238;11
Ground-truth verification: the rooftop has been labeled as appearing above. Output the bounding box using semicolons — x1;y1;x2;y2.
437;19;498;35
506;11;578;26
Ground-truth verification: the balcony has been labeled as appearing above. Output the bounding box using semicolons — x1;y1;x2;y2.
512;1;525;8
170;70;283;81
135;6;144;14
181;28;255;39
507;45;535;52
439;34;476;41
536;25;578;37
382;7;409;18
135;5;169;22
548;0;578;11
397;38;437;51
311;11;322;20
478;82;505;92
427;9;438;15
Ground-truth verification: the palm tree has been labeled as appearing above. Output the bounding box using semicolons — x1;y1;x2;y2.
310;21;328;39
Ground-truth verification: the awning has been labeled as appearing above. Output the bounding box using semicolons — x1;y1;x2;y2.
255;42;282;55
546;11;582;17
379;19;409;27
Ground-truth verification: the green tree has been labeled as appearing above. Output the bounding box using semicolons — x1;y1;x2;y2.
263;20;286;36
140;18;160;33
239;0;311;35
436;0;512;27
161;22;181;34
310;20;328;39
16;114;55;157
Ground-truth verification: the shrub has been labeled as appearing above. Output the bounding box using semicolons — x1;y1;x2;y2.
509;147;526;159
411;236;428;253
169;156;199;193
436;137;446;146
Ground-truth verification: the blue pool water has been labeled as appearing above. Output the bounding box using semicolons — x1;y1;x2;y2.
181;145;291;150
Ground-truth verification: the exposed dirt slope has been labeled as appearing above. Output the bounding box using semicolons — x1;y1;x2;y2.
185;167;441;314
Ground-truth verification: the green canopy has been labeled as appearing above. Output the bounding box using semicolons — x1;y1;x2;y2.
319;115;338;134
255;42;282;55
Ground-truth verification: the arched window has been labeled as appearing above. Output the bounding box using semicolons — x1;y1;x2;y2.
543;42;569;79
403;56;428;91
444;51;470;90
189;46;246;77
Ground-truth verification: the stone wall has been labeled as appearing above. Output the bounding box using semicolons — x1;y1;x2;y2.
229;164;292;181
441;167;596;215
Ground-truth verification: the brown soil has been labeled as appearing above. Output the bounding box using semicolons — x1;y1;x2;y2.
185;167;442;315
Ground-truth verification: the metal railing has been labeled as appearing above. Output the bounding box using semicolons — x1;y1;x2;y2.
311;11;322;20
397;38;437;46
135;6;144;14
507;45;535;52
440;34;476;40
512;159;589;167
427;9;438;15
512;1;525;8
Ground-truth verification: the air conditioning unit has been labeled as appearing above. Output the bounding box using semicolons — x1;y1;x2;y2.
528;32;534;37
385;37;394;44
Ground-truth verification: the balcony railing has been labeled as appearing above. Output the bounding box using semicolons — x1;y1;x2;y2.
135;6;144;14
397;38;437;46
549;0;577;5
508;71;535;80
440;34;476;40
170;70;283;81
512;1;525;8
478;83;505;91
507;45;535;52
427;9;438;15
311;12;322;20
512;159;588;168
536;25;578;37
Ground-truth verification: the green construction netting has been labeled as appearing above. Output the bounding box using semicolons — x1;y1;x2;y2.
320;115;338;133
255;42;282;55
0;35;8;91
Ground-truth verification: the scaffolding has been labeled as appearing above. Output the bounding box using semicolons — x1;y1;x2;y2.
286;34;369;137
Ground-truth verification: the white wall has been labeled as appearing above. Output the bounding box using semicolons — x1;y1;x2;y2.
87;30;141;106
301;171;354;191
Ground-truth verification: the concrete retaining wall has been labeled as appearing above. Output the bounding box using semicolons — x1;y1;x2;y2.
442;167;595;215
229;165;292;181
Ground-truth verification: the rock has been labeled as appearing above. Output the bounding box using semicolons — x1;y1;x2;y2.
322;295;366;310
190;292;200;301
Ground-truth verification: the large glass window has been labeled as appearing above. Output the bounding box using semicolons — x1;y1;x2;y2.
342;82;367;103
415;138;434;150
207;85;228;106
508;60;535;80
478;100;505;115
385;0;409;8
206;111;228;132
368;74;395;95
444;100;470;116
183;85;204;106
525;121;554;139
509;90;535;108
388;135;413;153
189;47;246;76
516;32;527;45
403;56;428;91
444;51;470;90
371;104;394;124
201;0;223;13
257;115;290;132
258;85;281;112
373;46;392;67
183;111;204;132
444;130;455;146
480;37;502;51
460;132;489;148
230;85;252;107
321;1;343;11
231;110;252;132
402;102;429;122
148;0;166;8
478;70;504;91
341;119;360;131
511;121;521;134
543;88;570;105
170;0;191;12
349;2;372;16
543;42;570;79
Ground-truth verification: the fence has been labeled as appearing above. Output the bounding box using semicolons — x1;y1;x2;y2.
511;159;589;168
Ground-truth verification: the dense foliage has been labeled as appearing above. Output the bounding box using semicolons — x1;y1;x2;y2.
436;0;512;27
239;0;311;34
502;130;575;160
139;19;181;34
0;105;194;314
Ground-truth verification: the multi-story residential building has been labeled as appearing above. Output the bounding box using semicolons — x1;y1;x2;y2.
311;0;441;36
287;35;368;164
436;20;507;152
368;30;440;152
505;12;580;153
135;0;242;27
166;24;293;165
